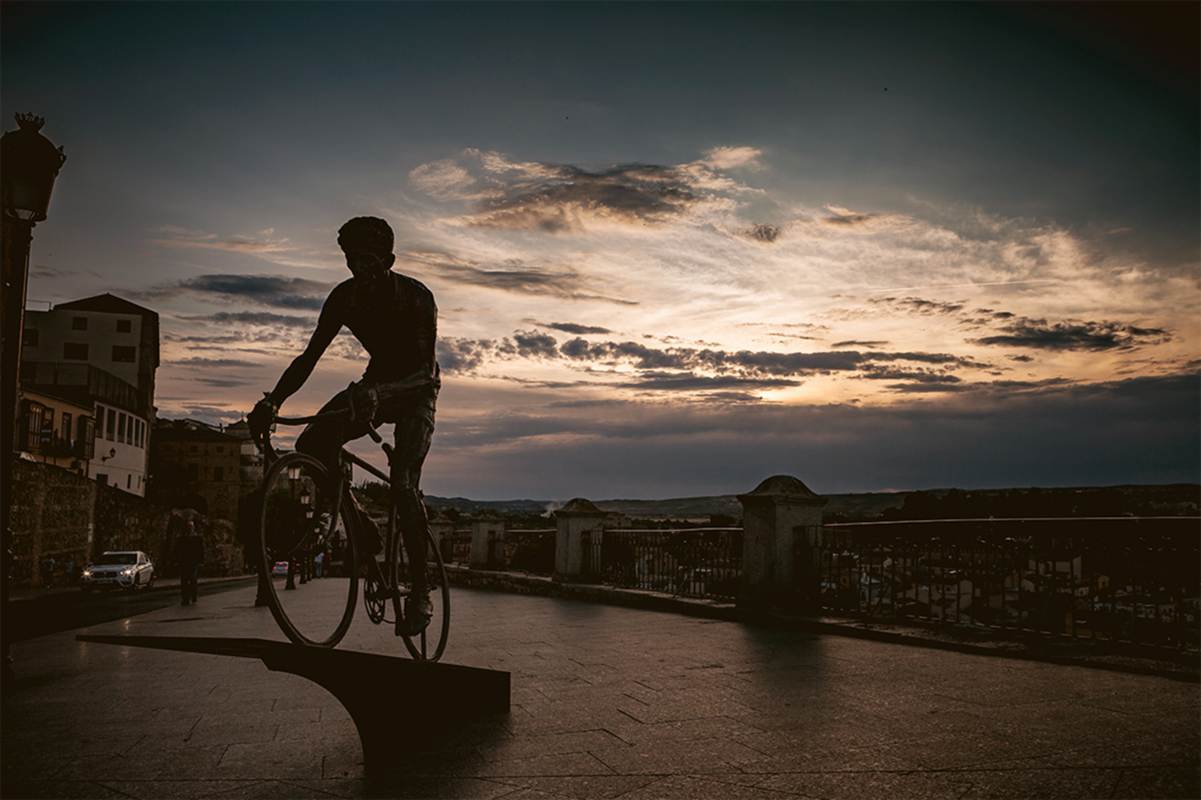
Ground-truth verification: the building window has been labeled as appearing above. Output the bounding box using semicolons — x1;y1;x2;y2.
213;466;224;481
106;409;115;441
78;416;95;459
63;343;88;360
111;345;136;363
22;328;37;347
186;463;199;481
61;412;73;447
118;413;127;444
21;401;47;451
116;319;132;333
71;316;88;331
126;475;132;489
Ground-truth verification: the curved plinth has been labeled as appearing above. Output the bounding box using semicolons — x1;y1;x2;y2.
76;634;510;794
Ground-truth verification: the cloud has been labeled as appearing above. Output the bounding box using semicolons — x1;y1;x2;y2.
506;330;560;359
745;223;781;243
870;296;966;316
974;317;1171;351
193;311;317;328
409;146;761;233
169;356;263;368
557;337;981;377
860;367;962;383
153;225;296;255
415;372;1200;498
819;205;881;226
618;372;801;392
407;159;480;201
144;273;332;310
195;377;256;388
700;146;763;170
531;321;613;335
436;337;497;373
402;250;636;305
884;382;971;394
832;340;890;349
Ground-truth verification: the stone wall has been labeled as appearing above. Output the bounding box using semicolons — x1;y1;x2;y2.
10;460;97;587
10;459;247;588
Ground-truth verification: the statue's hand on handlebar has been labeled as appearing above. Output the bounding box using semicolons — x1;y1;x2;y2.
348;381;380;426
248;394;278;440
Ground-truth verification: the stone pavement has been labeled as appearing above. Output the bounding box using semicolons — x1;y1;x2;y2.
2;582;1198;799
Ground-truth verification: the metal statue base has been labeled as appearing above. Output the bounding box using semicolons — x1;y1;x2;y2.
76;635;510;794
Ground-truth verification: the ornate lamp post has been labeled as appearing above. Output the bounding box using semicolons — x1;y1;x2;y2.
2;113;66;685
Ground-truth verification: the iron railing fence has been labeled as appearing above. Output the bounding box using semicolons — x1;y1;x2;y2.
502;528;556;574
811;517;1201;651
440;529;472;566
584;527;743;601
440;528;556;573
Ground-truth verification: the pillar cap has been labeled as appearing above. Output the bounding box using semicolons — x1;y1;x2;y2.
555;497;604;517
737;475;826;505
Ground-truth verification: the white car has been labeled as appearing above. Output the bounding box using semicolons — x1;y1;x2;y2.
81;550;155;591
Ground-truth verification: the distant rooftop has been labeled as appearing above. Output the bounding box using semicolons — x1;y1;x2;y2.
54;293;158;320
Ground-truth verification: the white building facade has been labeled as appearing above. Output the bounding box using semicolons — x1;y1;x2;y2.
21;294;159;497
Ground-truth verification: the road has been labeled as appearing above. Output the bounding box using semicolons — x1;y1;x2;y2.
8;577;259;642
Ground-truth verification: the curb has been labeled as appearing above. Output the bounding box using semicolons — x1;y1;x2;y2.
444;565;1200;683
11;574;257;604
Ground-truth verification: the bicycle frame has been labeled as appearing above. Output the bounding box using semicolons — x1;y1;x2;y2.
252;394;450;659
258;409;395;564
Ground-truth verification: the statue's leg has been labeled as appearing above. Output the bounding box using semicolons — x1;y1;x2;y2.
295;390;381;554
391;414;435;594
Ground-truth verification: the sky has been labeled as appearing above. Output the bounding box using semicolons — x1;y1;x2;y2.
4;2;1199;499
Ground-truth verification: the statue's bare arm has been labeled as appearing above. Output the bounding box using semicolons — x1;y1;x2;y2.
267;292;344;406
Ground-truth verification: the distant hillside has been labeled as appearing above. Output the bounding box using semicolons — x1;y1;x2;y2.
418;484;1200;522
422;496;551;516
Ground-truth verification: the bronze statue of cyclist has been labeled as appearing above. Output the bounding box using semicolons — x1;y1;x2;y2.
248;216;439;636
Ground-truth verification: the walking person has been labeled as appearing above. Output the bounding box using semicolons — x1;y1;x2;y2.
177;519;204;606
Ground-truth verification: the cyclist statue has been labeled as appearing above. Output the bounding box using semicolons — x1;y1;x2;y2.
247;216;439;635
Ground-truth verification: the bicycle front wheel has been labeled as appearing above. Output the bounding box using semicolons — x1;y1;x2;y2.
258;453;358;647
389;505;451;662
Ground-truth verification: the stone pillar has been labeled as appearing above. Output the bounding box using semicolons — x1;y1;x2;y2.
554;498;606;582
737;475;826;614
469;516;505;570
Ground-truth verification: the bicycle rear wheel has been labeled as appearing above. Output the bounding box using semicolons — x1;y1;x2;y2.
389;505;451;661
258;453;358;647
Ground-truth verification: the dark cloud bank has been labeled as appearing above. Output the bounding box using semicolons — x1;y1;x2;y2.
140;274;331;310
417;372;1201;499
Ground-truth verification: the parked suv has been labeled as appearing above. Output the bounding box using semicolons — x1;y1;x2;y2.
81;551;155;592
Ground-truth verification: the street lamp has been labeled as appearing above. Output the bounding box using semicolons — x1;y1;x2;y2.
2;113;66;687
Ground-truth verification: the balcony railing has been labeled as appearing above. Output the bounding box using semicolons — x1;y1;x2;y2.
584;528;742;602
810;517;1200;651
439;513;1198;651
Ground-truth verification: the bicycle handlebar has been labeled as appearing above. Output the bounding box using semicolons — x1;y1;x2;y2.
254;373;435;461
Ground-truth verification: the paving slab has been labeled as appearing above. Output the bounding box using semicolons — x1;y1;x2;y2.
3;582;1199;799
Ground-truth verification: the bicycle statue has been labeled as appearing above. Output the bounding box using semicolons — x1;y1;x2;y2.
252;377;450;661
